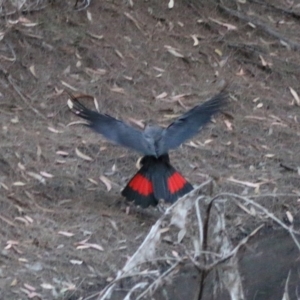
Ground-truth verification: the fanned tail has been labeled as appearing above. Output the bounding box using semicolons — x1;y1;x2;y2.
122;155;193;207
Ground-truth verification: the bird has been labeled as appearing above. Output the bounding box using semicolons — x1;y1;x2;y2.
68;92;227;208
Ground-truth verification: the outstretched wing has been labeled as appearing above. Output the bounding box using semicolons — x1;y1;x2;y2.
157;92;228;155
69;99;155;155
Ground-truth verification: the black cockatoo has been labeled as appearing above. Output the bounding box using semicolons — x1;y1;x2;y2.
69;92;227;207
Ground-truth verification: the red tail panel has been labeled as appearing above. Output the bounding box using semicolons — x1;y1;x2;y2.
128;173;153;196
167;172;187;194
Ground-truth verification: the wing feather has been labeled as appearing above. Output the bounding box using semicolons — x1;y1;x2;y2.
70;99;154;155
157;92;228;155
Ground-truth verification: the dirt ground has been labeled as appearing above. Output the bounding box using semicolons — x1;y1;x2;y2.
0;0;300;299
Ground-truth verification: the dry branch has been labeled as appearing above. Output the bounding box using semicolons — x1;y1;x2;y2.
219;3;300;51
0;64;46;120
89;183;300;300
248;0;300;20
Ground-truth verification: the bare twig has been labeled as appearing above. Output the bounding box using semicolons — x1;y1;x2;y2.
0;1;48;17
219;3;300;50
195;196;204;251
136;261;181;300
213;193;300;251
124;12;148;36
248;0;300;19
8;75;46;120
0;63;46;120
94;187;299;300
282;270;291;300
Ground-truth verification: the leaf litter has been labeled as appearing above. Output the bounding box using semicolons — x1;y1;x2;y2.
1;1;300;299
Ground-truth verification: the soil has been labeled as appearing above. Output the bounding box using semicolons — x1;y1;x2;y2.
0;0;300;299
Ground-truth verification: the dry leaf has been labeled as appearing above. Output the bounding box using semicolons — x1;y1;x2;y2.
29;65;37;78
188;141;201;149
37;145;42;161
177;228;186;243
24;283;36;291
165;45;184;58
156;92;168;99
108;219;118;231
58;231;75;237
10;279;17;286
27;172;46;184
56;151;69;156
153;66;165;72
76;242;104;251
48;127;63;133
63;65;70;75
15;217;30;226
163;113;180;119
259;55;267;66
191;34;199;46
24;216;33;223
289;87;300;106
75;148;93;161
128;118;145;129
18;258;28;262
12;181;26;186
94;98;99;112
136;157;142;169
40;283;54;290
86;32;104;40
172;250;180;258
76;245;90;250
171;94;190;101
204;139;213;145
110;86;126;94
40;171;53;178
66;120;88;127
159;227;170;234
56;159;66;164
19;17;39;26
70;259;83;265
248;22;256;28
0;182;8;190
224;119;233;131
0;31;5;41
236;68;245;76
88;178;98;185
67;99;74;109
99;175;112;191
219;56;228;68
18;162;26;171
87;10;92;22
86;243;104;251
215;48;222;56
22;22;39;27
85;68;107;77
61;81;78;91
10;116;19;123
286;211;293;223
209;17;237;30
168;0;174;9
